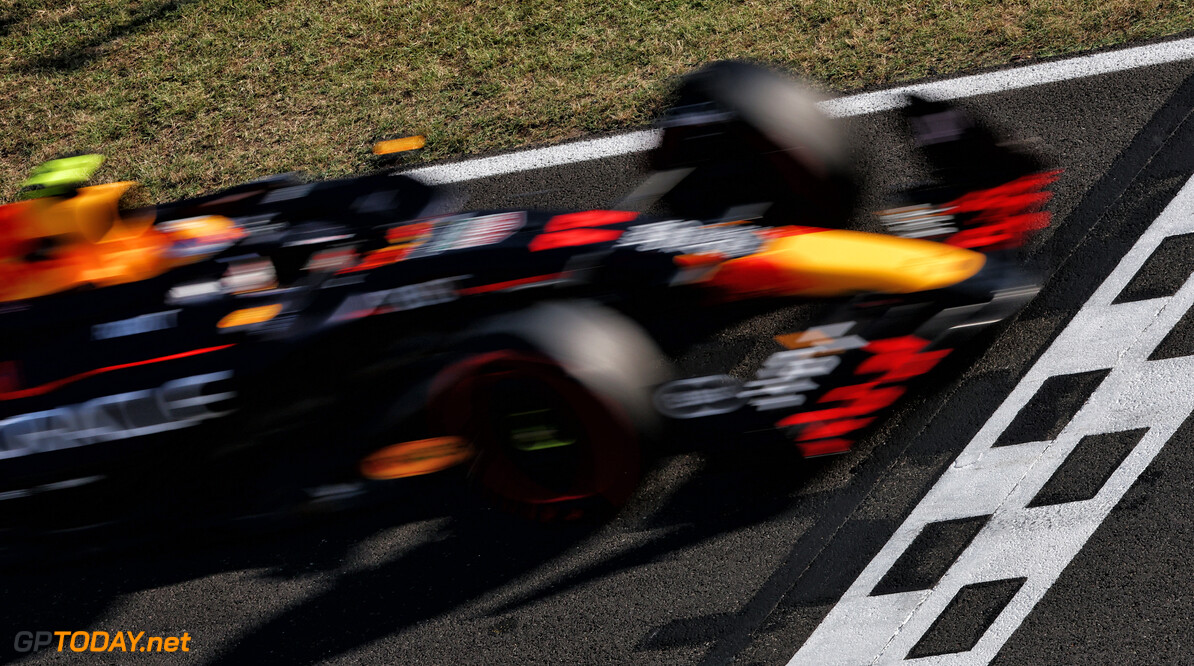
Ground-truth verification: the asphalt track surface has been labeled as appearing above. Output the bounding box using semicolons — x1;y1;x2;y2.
5;42;1194;665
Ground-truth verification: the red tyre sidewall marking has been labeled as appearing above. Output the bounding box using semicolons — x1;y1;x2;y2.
429;351;641;509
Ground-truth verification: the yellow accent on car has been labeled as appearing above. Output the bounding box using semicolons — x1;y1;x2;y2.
711;229;986;298
217;304;283;329
28;181;139;243
0;183;176;303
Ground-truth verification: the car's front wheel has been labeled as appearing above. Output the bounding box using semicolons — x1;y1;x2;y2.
433;302;669;521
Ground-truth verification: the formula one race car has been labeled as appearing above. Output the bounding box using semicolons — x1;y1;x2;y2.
0;62;1056;527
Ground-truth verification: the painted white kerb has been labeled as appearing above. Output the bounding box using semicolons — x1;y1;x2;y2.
790;175;1194;665
407;37;1194;185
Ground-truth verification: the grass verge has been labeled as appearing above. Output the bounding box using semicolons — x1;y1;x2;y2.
1;0;1192;201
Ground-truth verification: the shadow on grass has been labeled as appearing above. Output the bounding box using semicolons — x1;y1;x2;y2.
16;0;191;73
0;7;27;39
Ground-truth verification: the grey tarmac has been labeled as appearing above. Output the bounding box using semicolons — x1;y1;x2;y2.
4;43;1194;666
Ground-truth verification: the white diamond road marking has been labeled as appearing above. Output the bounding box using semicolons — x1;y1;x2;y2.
406;37;1194;185
790;173;1194;666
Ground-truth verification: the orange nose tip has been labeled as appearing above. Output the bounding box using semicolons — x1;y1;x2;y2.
359;436;473;480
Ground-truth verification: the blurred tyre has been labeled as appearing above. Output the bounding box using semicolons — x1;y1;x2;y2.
653;60;858;227
432;302;669;521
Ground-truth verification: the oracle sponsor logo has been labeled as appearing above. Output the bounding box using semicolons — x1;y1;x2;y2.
92;310;180;340
0;371;233;460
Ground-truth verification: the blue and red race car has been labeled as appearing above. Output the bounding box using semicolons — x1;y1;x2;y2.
0;62;1056;527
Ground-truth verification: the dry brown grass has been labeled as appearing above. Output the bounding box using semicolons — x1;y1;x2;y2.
1;0;1191;201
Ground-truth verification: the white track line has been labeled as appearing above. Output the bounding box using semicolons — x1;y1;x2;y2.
408;130;658;185
791;175;1194;665
407;37;1194;185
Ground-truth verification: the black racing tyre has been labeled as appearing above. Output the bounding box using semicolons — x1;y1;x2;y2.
431;302;670;522
653;60;858;227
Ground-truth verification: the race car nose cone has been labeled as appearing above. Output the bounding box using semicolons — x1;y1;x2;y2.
709;229;987;298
